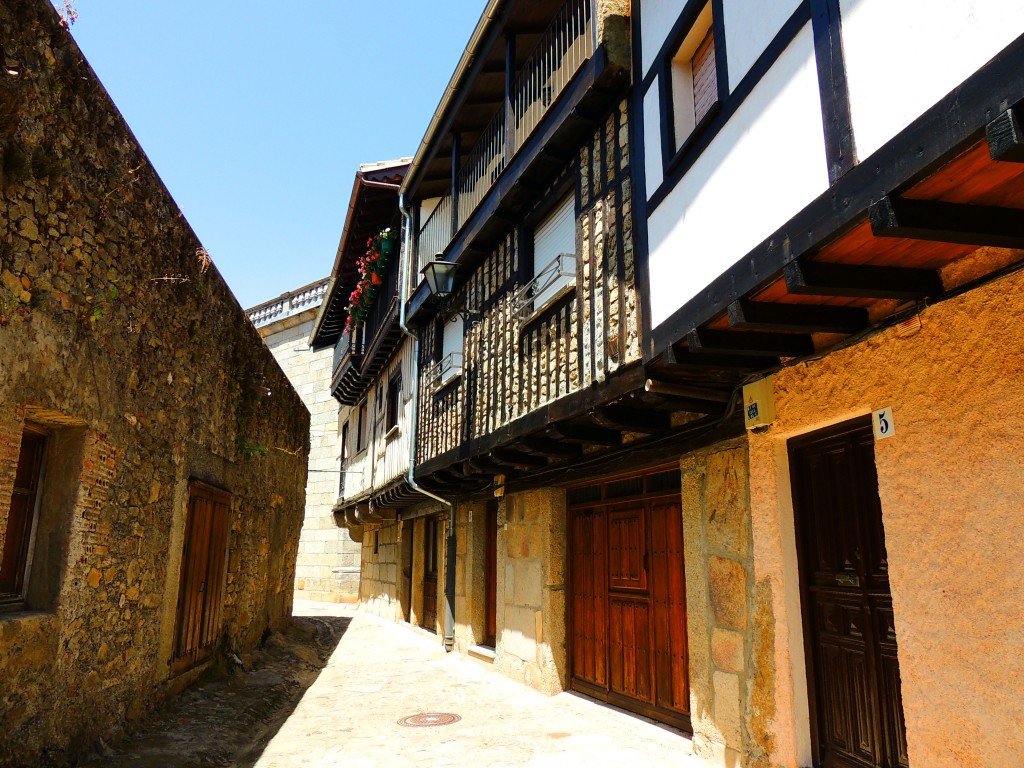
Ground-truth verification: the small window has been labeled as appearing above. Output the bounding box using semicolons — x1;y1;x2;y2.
385;374;402;433
356;400;368;452
0;426;46;607
670;3;717;151
529;193;576;312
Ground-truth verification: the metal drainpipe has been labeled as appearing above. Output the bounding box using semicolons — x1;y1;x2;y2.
398;192;456;652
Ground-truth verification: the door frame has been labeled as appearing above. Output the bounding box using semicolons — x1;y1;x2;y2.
565;463;691;731
788;416;906;768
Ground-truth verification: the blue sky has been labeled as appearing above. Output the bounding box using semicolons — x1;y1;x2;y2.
68;1;484;309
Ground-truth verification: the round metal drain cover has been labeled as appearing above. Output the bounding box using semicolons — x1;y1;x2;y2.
397;712;462;727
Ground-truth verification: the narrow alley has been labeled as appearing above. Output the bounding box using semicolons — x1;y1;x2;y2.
77;600;700;767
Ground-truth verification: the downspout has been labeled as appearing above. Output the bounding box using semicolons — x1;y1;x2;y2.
398;192;457;652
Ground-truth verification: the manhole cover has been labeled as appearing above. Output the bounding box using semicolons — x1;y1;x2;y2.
397;712;462;727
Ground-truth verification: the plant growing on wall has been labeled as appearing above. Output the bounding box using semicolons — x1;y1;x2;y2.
344;227;398;333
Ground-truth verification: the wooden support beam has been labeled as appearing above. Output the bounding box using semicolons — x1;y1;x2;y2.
467;456;504;475
688;328;814;358
547;424;622;446
644;378;731;403
490;448;548;469
592;406;671;434
726;299;869;334
784;259;943;300
663;342;779;372
518;437;583;459
987;108;1024;162
868;195;1024;249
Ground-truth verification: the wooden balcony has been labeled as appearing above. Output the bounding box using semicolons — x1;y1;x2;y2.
330;324;365;405
415;0;596;273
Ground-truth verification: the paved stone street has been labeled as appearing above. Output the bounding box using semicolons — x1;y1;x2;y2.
77;599;703;767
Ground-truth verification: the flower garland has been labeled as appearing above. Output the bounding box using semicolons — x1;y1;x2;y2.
345;227;399;333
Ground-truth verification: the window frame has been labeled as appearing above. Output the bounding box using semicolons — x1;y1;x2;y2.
658;0;729;174
356;399;368;454
385;372;402;437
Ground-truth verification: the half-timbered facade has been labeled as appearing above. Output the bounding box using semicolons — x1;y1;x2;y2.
395;0;734;730
311;160;451;632
634;1;1024;766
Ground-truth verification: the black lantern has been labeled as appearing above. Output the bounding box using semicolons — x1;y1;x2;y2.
421;257;458;300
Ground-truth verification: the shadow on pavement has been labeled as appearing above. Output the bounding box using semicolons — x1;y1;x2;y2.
73;611;351;768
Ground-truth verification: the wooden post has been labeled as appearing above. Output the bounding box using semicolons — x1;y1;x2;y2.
450;132;461;238
504;32;516;160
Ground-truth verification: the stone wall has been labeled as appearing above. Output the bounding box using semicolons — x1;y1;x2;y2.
357;520;402;622
680;439;759;767
0;2;309;764
746;267;1024;768
256;306;360;601
491;489;567;695
418;100;637;463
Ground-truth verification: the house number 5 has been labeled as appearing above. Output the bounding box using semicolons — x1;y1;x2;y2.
872;407;896;440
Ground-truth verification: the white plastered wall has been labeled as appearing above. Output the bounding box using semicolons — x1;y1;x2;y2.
646;24;828;327
840;0;1024;161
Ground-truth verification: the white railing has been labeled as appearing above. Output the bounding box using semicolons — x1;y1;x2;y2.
512;252;577;317
418;194;453;274
457;107;506;226
416;0;594;265
248;278;329;328
511;0;594;156
429;352;464;391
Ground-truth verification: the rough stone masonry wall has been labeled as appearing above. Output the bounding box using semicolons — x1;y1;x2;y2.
419;100;638;463
680;439;763;768
746;267;1024;768
490;489;567;695
357;520;402;622
0;3;309;764
258;311;360;601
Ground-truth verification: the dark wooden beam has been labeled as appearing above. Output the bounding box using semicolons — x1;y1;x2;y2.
547;424;622;446
688;328;815;358
490;448;548;470
987;107;1024;162
518;437;583;459
784;259;943;300
663;343;779;372
644;378;732;403
467;456;504;475
592;406;671;434
868;195;1024;249
726;299;869;334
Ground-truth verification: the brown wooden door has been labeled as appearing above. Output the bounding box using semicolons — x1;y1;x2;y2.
0;429;45;601
421;517;439;632
790;420;908;768
569;468;689;730
172;481;231;675
484;502;498;647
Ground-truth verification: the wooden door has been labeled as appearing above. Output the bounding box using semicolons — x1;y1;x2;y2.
484;502;498;647
172;481;231;675
569;468;689;730
401;521;413;623
0;428;45;601
790;420;908;768
421;517;439;632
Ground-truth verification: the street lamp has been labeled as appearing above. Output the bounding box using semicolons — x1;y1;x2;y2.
421;256;478;322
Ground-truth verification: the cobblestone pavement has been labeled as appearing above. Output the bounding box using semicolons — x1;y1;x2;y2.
79;600;705;767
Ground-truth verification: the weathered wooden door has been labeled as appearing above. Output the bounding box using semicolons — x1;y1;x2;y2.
790;420;908;768
421;516;439;632
484;502;498;647
0;428;45;602
569;468;689;730
172;481;231;675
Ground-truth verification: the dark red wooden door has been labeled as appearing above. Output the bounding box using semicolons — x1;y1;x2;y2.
569;468;689;730
421;517;439;632
173;481;230;675
790;420;908;768
0;429;45;600
484;502;498;647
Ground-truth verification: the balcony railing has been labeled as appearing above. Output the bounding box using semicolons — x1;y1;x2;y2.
429;352;464;392
333;323;365;379
417;0;594;268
